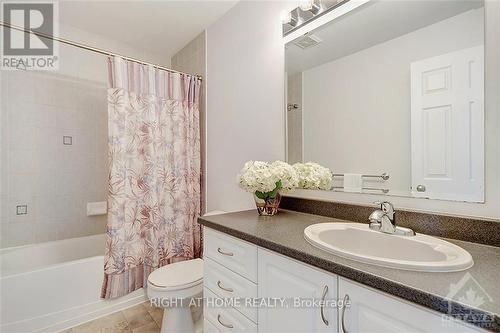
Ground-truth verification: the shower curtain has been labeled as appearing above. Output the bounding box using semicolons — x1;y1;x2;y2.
101;57;201;299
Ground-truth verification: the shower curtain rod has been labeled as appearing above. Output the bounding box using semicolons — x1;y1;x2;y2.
0;21;203;82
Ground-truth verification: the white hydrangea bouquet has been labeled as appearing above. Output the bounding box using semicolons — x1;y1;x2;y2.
238;161;298;216
293;162;333;190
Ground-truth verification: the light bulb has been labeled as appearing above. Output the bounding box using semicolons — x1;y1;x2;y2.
299;0;321;15
299;0;314;11
280;10;298;26
280;10;293;24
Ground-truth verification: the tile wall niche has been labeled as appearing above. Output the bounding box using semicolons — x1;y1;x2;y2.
0;70;108;248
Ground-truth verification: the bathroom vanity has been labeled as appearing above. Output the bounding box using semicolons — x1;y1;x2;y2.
199;210;499;333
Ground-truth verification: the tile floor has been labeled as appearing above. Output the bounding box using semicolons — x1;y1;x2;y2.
61;301;163;333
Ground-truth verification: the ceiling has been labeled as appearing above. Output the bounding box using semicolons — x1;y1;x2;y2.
59;0;238;61
286;0;484;74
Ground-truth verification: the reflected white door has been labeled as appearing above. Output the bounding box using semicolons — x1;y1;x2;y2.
410;46;484;202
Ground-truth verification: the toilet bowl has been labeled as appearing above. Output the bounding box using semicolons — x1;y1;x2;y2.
147;258;203;333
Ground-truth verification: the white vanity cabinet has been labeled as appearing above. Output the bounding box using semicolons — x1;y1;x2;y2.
203;228;485;333
258;248;337;333
338;278;485;333
203;228;258;332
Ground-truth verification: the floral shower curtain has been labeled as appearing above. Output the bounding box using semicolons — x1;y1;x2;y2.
101;57;201;299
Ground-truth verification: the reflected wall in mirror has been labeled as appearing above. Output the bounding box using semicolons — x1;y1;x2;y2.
285;0;485;202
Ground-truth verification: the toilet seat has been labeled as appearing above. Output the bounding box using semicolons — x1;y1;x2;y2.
148;258;203;291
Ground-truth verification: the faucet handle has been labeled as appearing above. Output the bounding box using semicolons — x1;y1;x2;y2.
373;201;395;214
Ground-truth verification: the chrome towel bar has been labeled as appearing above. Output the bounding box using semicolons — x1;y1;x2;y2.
332;186;389;194
332;172;390;181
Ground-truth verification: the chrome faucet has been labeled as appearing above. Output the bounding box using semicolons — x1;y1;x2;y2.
369;201;415;236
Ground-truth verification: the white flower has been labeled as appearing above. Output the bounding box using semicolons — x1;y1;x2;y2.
270;161;299;193
237;161;277;194
293;162;332;190
237;160;298;195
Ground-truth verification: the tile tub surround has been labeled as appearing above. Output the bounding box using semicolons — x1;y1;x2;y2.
198;210;500;331
0;71;108;248
280;196;500;247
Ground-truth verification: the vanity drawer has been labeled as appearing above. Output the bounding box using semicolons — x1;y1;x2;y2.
203;227;257;282
204;287;258;333
204;257;258;323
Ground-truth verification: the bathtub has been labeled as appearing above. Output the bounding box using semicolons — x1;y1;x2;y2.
0;234;146;333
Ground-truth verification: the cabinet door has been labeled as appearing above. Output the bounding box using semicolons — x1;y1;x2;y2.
258;249;337;333
339;278;484;333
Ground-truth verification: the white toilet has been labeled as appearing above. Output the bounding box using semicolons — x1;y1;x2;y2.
147;258;204;333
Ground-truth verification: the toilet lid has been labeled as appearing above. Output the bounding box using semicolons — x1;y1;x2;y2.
148;258;203;289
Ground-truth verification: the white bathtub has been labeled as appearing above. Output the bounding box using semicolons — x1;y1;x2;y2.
0;234;146;333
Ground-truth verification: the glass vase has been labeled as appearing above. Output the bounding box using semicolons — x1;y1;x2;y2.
254;193;281;216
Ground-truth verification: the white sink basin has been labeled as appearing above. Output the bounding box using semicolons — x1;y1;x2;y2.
304;223;473;272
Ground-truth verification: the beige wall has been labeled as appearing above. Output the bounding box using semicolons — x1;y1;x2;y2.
171;32;207;214
206;1;292;212
57;23;169;83
290;1;500;220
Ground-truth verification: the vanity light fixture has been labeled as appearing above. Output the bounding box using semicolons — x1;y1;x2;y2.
283;0;350;36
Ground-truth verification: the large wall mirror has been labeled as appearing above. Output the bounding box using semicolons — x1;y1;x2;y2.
285;0;485;202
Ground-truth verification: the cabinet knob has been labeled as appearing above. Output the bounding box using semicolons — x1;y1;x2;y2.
341;294;350;333
416;185;426;192
320;285;329;326
217;247;234;256
217;280;234;293
217;314;234;329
